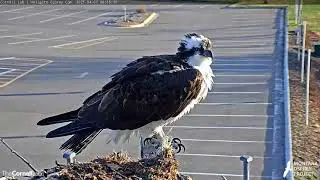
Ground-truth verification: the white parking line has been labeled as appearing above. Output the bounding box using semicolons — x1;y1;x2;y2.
71;37;117;50
0;77;12;80
0;6;34;13
199;102;271;105
68;12;111;25
215;60;272;62
208;91;265;94
177;153;271;159
8;35;75;45
49;36;116;49
0;74;18;77
174;4;183;8
0;32;43;39
0;59;53;88
166;125;272;130
215;74;271;77
150;4;159;7
180;138;272;143
213;44;273;48
214;69;272;71
216;39;274;43
8;9;61;20
199;5;209;8
214;64;272;66
8;57;49;61
215;82;267;85
0;68;17;76
186;114;272;117
11;36;41;40
40;10;86;23
217;52;273;55
77;72;88;78
0;62;44;66
0;57;15;61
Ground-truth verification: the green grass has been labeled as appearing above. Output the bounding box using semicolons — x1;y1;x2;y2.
235;0;320;32
288;4;320;32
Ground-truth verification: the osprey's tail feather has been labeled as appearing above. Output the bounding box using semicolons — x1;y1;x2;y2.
38;108;104;154
44;120;102;154
37;108;81;126
45;121;94;138
60;130;102;154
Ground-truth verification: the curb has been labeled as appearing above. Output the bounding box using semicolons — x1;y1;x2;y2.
227;3;287;9
282;7;294;180
118;12;159;28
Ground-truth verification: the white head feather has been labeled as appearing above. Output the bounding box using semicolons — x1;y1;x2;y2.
182;34;206;50
178;33;214;90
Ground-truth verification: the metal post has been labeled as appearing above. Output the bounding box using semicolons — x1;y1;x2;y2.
301;21;307;83
305;49;311;126
124;6;127;22
63;151;76;164
296;31;300;45
297;31;301;61
240;155;253;180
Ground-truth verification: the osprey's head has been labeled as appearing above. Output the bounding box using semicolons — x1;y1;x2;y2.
176;33;213;64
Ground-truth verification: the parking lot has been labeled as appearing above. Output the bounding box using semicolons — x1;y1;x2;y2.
0;4;286;180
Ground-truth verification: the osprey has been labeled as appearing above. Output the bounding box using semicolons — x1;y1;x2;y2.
37;33;214;155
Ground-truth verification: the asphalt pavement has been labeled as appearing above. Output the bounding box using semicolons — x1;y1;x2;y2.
0;4;286;180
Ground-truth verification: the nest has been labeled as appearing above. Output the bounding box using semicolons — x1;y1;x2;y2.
31;148;191;180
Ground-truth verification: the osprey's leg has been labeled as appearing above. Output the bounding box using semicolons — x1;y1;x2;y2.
153;127;185;153
143;129;186;153
141;129;165;159
141;127;186;159
143;126;165;146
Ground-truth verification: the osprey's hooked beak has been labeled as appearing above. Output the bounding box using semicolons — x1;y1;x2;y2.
202;50;213;58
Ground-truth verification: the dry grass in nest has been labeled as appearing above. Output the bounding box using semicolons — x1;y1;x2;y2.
58;148;186;180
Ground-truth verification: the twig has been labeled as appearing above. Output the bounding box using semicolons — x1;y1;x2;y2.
0;138;38;174
74;171;84;180
106;164;128;179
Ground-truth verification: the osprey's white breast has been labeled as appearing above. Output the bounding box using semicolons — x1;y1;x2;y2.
188;54;214;90
162;55;214;126
106;56;214;143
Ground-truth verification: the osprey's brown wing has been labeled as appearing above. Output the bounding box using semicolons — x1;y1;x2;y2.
40;56;204;154
88;67;204;130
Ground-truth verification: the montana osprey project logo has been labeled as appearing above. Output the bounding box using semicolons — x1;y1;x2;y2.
283;161;292;178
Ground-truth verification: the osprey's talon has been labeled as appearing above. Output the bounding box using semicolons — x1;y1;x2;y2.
171;138;186;154
143;137;157;146
143;138;152;146
177;143;185;153
172;137;182;144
